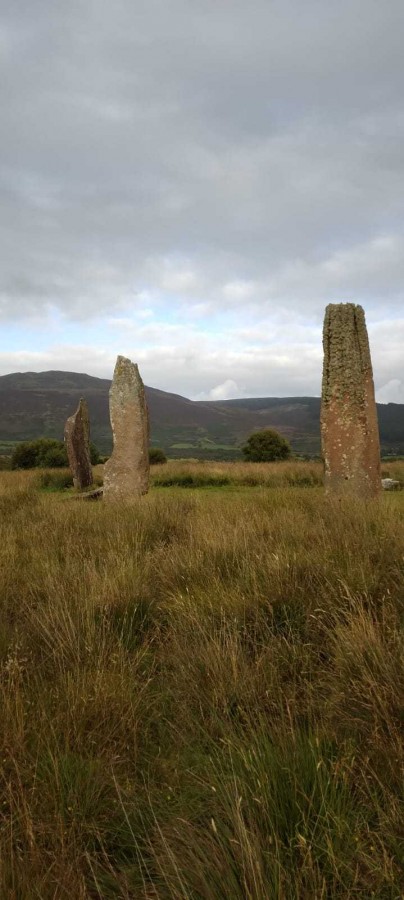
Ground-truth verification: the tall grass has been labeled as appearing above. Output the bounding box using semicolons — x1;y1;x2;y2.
151;459;324;488
0;463;403;897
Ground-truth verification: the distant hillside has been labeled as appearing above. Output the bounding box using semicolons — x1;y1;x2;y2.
215;396;404;457
0;371;403;458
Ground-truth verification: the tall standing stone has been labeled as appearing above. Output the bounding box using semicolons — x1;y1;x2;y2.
103;356;149;501
321;303;381;497
64;397;93;490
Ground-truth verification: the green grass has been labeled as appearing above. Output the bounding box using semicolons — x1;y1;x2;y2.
35;468;104;493
0;463;403;897
169;443;242;456
151;459;326;488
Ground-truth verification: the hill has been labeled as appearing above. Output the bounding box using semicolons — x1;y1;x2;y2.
0;370;403;458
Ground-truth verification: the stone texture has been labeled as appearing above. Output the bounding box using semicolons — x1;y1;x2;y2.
103;356;149;501
381;478;401;491
64;398;93;490
320;303;381;497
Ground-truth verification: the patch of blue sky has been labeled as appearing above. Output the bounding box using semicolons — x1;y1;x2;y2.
179;304;248;335
108;297;240;338
59;319;113;347
39;308;119;348
0;322;50;352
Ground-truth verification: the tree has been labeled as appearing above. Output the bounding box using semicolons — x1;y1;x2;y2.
35;439;68;468
242;428;291;462
11;437;101;469
40;444;68;468
11;441;38;469
149;447;167;465
11;438;68;469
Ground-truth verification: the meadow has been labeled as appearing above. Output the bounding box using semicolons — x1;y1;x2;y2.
0;460;403;898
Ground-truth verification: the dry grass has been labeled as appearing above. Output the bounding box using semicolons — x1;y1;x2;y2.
0;462;403;898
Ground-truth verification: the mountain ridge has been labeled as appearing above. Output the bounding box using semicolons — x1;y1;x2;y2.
0;370;403;458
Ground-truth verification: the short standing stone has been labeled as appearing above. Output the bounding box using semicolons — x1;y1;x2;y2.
321;303;381;497
381;478;401;491
103;356;149;501
64;398;93;490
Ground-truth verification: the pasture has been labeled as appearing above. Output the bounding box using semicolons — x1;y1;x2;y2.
0;461;403;898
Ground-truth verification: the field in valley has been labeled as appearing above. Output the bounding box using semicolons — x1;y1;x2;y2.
0;461;403;898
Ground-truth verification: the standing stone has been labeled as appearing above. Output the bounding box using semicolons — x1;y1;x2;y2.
103;356;149;501
64;398;93;490
321;303;381;497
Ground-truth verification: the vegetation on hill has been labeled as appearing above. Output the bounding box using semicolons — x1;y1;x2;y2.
0;462;403;896
1;370;404;457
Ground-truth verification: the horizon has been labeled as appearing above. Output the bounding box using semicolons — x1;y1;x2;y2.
1;366;402;406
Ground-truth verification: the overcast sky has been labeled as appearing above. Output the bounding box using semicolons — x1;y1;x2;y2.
1;0;404;401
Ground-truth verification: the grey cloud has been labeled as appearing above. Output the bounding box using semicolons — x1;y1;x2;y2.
0;0;404;394
0;336;324;399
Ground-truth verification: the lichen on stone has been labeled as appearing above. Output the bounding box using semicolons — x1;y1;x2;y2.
320;303;381;497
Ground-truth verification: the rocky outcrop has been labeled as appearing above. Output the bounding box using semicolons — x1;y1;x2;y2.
321;303;381;497
103;356;149;501
64;397;93;490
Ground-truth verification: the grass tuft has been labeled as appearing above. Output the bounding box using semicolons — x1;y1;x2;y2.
0;461;403;896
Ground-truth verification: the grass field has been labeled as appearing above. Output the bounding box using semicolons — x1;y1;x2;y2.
0;461;403;898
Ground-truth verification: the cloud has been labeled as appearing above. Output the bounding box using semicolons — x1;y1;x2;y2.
0;1;403;396
0;326;323;399
376;380;404;404
203;380;243;401
0;311;399;403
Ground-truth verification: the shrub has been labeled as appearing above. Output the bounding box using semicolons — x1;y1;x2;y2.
11;438;67;469
40;444;69;468
11;441;38;469
149;447;167;465
90;442;101;465
11;438;100;470
242;428;291;462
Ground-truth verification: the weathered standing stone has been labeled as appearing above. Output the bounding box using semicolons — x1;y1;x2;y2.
64;397;93;489
321;303;381;497
103;356;149;501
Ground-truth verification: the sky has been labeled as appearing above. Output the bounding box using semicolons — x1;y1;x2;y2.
1;0;404;402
